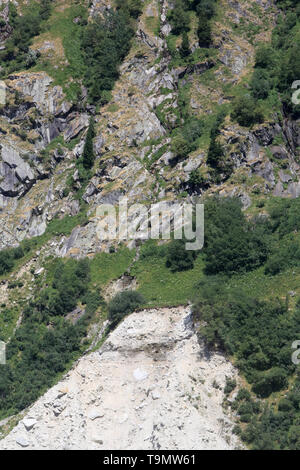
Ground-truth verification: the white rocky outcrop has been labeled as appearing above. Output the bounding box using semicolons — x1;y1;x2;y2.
0;306;241;450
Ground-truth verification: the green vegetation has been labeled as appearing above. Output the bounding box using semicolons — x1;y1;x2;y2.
239;373;300;449
196;0;216;48
167;0;217;47
131;240;205;307
193;277;297;391
180;31;191;58
128;197;300;449
108;290;144;329
34;2;88;101
90;247;136;286
231;1;300;125
0;258;103;419
231;95;264;127
192;196;300;449
188;168;207;190
204;197;269;275
81;2;140;104
167;0;190;35
82;118;96;169
1;1;141;104
0;246;27;276
0;1;52;75
206;110;233;180
2;194;300;448
166;239;197;272
0;210;89;285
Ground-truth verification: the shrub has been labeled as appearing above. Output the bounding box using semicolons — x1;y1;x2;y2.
206;138;224;168
188;168;206;189
197;15;212;47
224;377;237;395
251;69;272;99
82;118;96;169
140;241;167;259
196;0;216;20
165;239;197;272
108;290;144;327
231;95;264;127
182;117;204;145
171;134;190;159
81;8;135;103
252;368;288;398
180;31;190;58
204;197;269;275
255;45;276;69
167;0;190;34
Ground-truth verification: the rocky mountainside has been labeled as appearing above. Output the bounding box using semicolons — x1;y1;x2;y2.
0;0;298;254
0;0;299;451
0;306;241;450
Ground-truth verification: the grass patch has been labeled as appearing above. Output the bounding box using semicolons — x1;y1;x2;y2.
33;2;88;101
132;250;205;307
90;247;136;287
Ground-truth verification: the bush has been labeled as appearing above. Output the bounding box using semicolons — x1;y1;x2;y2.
171;134;190;159
196;0;216;20
236;388;251;402
252;368;288;398
81;8;136;103
116;0;143;19
180;31;190;58
165;239;197;272
167;0;190;34
255;45;276;69
224;377;237;395
250;69;272;100
207;138;224;168
108;290;144;327
204;197;269;275
231;95;264;127
197;15;212;47
206;110;232;179
0;251;14;276
182;117;204;145
82;118;95;169
188;168;206;190
140;241;167;259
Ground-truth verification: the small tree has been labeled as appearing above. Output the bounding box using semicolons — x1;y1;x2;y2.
127;0;143;18
167;0;190;34
180;31;190;58
166;239;197;272
250;69;271;100
108;290;144;327
188;169;206;190
197;16;212;47
82;118;95;169
171;134;190;159
207;138;224;168
231;95;264;127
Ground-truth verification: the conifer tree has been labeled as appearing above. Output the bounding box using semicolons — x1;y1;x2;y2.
82;118;95;169
180;31;190;58
197;16;212;47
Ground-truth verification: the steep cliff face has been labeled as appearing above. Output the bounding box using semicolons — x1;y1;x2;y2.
0;307;241;450
0;0;299;450
0;0;298;255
